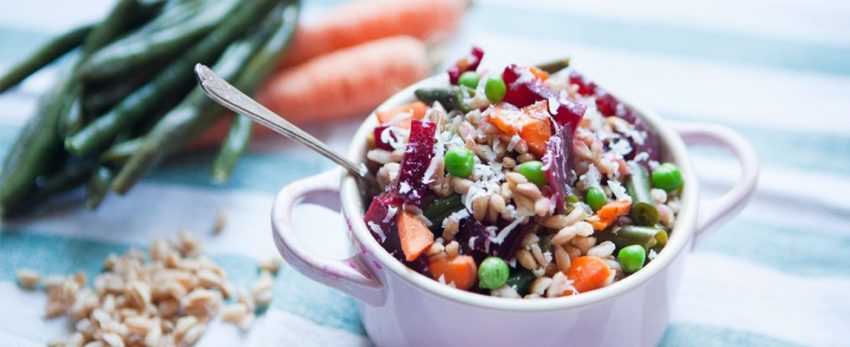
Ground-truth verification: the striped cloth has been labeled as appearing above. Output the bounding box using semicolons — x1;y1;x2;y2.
1;0;848;346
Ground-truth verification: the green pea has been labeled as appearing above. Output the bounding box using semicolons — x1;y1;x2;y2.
458;71;480;89
478;257;510;289
444;147;475;178
617;245;647;273
585;187;607;211
517;161;547;186
651;163;684;192
566;194;580;204
485;76;506;103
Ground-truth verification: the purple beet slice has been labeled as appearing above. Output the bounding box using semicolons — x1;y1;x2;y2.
397;120;437;206
373;126;396;151
542;125;575;212
455;217;530;263
363;192;404;261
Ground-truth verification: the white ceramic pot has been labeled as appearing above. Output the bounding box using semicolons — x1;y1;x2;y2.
271;75;759;346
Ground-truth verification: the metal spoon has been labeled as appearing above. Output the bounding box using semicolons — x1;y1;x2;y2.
193;63;377;186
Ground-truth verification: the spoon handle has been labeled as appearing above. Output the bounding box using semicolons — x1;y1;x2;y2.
194;63;373;182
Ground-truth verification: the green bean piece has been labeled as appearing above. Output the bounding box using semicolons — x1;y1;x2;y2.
626;162;659;226
535;57;570;74
211;115;252;183
101;138;142;166
423;194;463;228
85;166;113;209
66;0;279;157
413;87;468;112
505;267;535;296
78;0;237;82
611;225;665;250
0;24;92;93
111;1;299;194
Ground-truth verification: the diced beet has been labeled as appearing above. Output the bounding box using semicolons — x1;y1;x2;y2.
595;93;619;117
502;65;586;131
626;115;660;165
569;72;596;96
542;125;575;212
397;120;437;206
550;97;586;132
373;126;396;151
363;192;404;261
502;64;555;108
454;217;530;263
448;46;485;85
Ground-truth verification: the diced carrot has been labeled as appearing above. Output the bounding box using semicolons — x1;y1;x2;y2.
376;101;428;128
487;101;551;157
428;255;478;290
528;66;549;81
565;256;611;294
588;200;632;230
396;211;435;261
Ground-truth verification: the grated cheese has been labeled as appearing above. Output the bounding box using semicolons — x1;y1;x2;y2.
367;222;386;243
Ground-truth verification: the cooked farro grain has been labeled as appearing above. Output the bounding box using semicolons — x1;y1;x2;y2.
16;269;40;290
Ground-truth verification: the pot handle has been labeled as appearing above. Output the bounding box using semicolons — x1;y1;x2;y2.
672;122;759;246
271;169;385;306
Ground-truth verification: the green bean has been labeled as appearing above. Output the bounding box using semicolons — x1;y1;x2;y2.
505;267;535;296
101;138;142;166
0;155;94;218
78;0;237;82
85;166;113;209
65;0;279;157
82;64;162;114
611;226;666;250
423;194;463;228
211;115;252;183
82;0;146;55
111;1;298;194
535;57;570;74
58;91;86;138
414;87;469;112
626;162;659;226
0;59;77;213
0;24;91;93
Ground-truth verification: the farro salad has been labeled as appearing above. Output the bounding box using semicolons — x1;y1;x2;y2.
363;47;683;299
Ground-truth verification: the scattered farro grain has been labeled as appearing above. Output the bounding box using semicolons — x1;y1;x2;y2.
251;271;274;309
16;269;41;290
21;230;281;346
213;209;229;235
516;249;538;270
554;245;572;274
445;241;460;259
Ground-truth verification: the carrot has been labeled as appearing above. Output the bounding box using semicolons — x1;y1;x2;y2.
588;200;632;230
487;101;552;157
397;210;435;262
428;255;478;290
259;36;429;126
278;0;467;68
528;66;549;81
565;256;612;294
376;101;428;128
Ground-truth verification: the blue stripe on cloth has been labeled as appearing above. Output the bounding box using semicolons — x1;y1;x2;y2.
661;323;801;347
468;5;850;77
0;230;365;335
697;218;850;277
